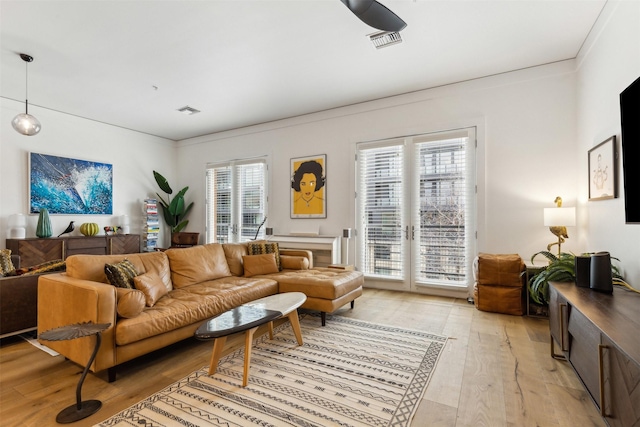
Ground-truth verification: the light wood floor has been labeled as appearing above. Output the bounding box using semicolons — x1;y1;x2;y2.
0;288;605;427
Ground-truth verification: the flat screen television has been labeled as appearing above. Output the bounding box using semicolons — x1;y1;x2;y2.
620;75;640;224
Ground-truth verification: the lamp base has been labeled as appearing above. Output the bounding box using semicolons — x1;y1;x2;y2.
547;235;565;256
56;399;102;423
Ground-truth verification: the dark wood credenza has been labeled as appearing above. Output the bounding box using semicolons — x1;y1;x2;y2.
1;234;140;338
549;282;640;427
6;234;140;267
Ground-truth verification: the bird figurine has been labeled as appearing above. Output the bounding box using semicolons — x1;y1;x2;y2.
58;221;75;237
547;226;568;251
546;196;570;254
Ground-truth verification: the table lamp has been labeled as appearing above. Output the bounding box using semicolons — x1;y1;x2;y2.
8;214;27;238
543;196;575;256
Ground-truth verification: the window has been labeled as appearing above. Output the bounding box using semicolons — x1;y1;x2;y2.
356;128;476;291
205;158;267;244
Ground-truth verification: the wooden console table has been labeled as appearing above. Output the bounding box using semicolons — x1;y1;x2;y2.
6;234;140;267
549;282;640;426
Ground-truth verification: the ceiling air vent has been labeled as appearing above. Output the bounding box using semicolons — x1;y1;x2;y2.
177;106;201;115
369;31;403;49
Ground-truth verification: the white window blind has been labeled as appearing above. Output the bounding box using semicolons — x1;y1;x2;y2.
206;158;267;244
412;133;470;286
357;140;405;278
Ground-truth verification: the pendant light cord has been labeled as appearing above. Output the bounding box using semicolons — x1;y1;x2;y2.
25;59;29;115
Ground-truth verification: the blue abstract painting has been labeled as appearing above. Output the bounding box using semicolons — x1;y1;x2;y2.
30;153;113;214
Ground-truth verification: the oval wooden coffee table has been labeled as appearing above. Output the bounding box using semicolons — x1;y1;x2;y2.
195;292;307;386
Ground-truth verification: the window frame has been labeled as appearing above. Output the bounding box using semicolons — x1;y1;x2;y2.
355;128;477;292
205;157;269;244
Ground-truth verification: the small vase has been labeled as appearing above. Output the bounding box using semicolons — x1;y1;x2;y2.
36;208;53;238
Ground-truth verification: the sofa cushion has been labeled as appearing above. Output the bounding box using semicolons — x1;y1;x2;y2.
267;268;364;300
116;288;146;318
114;276;278;345
105;259;138;288
280;255;310;270
166;243;231;289
134;272;168;307
223;243;248;276
248;241;281;270
243;254;279;277
66;252;172;291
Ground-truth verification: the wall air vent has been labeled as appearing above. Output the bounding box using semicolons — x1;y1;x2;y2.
369;31;403;49
177;106;201;115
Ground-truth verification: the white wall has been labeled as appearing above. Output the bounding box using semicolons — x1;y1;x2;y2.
576;0;640;288
177;60;580;296
1;98;176;246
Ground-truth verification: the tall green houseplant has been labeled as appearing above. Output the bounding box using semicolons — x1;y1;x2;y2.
153;170;194;233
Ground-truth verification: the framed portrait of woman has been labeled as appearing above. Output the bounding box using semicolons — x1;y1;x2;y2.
290;154;327;218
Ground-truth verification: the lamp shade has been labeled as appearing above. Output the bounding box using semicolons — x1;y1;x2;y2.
8;214;27;239
119;215;130;234
12;112;41;136
544;207;576;226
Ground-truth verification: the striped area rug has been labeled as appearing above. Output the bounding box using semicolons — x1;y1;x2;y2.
95;314;446;427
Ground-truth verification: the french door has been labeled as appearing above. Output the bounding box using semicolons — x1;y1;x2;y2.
205;158;268;244
356;128;476;292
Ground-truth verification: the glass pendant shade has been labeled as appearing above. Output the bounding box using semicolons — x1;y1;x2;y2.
12;109;41;136
12;53;41;136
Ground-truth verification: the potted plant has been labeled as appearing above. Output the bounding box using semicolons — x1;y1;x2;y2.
528;251;625;305
153;170;194;233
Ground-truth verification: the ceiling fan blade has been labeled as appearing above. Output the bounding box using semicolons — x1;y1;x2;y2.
340;0;407;32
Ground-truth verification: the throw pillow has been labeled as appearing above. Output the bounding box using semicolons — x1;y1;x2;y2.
247;242;281;270
133;272;168;307
105;259;138;289
116;288;146;318
242;253;279;277
0;249;15;276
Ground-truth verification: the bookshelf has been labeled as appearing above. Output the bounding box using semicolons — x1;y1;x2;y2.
143;198;160;252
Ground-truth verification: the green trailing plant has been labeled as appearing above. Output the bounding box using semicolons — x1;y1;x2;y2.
528;251;625;305
153;170;194;233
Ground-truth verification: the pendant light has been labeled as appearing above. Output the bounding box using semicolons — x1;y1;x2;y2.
11;53;41;136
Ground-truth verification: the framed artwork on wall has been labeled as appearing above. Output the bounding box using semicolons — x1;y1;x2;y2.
588;135;617;201
290;154;327;218
29;152;113;214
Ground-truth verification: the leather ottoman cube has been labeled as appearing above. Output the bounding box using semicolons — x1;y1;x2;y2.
474;253;525;316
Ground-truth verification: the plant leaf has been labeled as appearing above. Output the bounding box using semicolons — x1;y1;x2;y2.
173;220;189;233
168;195;185;216
153;171;173;194
531;251;557;264
158;204;176;227
174;186;189;199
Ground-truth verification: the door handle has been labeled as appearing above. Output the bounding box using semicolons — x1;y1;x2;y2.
599;344;608;417
560;303;568;352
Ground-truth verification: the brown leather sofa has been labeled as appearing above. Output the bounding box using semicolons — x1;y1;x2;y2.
37;242;363;381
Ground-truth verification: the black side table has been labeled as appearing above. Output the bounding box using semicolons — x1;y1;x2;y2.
39;321;111;423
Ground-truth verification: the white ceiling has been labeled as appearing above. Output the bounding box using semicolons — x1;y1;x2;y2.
1;0;606;141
